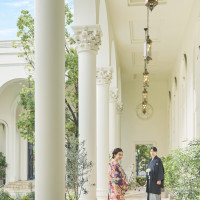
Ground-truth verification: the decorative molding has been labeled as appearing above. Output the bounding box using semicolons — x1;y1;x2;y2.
0;40;21;48
0;63;27;67
96;67;112;85
0;52;23;56
129;21;160;44
72;25;102;53
116;100;124;113
128;0;166;7
109;87;119;103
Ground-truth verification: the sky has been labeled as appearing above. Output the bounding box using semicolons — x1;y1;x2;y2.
0;0;74;40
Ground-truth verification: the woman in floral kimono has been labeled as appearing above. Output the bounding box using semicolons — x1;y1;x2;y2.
108;148;129;200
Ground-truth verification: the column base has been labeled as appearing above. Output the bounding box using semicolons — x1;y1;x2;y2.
97;188;108;200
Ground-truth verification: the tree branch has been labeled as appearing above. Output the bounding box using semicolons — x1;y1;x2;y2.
65;98;78;126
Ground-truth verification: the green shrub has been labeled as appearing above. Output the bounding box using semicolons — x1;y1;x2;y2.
0;152;8;180
0;189;14;200
136;176;146;186
128;180;139;190
22;192;35;200
162;140;200;200
15;192;35;200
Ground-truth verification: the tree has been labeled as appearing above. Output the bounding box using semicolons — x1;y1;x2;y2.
14;4;78;144
162;140;200;200
65;137;94;200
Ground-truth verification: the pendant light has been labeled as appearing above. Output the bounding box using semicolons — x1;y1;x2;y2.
144;28;152;62
143;67;149;88
145;0;158;11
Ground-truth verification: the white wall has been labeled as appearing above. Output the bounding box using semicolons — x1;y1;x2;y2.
168;0;200;149
0;82;28;183
121;78;169;173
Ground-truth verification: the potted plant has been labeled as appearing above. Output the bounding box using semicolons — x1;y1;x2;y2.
0;152;8;186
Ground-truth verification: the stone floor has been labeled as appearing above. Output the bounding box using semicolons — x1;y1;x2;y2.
3;182;170;200
126;188;170;200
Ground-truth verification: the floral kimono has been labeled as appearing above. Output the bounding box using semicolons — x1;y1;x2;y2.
108;160;129;200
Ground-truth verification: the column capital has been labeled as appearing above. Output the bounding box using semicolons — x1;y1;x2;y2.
116;100;124;113
72;25;102;53
109;87;119;103
96;67;112;85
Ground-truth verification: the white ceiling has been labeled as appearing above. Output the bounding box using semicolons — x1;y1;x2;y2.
107;0;196;81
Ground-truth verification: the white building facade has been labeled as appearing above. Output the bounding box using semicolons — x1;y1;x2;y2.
0;40;28;183
0;0;200;199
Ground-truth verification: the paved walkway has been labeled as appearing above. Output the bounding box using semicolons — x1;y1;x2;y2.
126;188;169;200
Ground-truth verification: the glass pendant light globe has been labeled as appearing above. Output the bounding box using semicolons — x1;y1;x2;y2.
142;100;147;114
145;0;158;11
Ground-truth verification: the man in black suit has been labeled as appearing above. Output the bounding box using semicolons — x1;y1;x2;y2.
146;146;164;200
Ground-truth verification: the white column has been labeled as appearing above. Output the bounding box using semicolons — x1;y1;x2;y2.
35;0;65;199
20;138;28;181
72;25;102;200
116;101;123;148
109;88;118;153
96;67;112;200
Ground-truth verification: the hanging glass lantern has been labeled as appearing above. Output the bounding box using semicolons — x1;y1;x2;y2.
144;35;152;62
142;100;147;114
145;0;158;11
143;88;148;101
143;68;149;88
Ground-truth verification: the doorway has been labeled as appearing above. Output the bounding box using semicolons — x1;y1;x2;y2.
135;144;152;176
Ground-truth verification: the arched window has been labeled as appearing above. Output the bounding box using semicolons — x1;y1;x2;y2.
184;53;187;71
169;91;171;102
174;77;178;89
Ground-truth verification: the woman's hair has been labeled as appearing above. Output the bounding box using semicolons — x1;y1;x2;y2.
112;148;123;159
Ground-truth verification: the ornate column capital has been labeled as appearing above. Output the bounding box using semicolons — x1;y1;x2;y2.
116;100;124;113
72;25;102;53
109;87;119;103
96;67;112;85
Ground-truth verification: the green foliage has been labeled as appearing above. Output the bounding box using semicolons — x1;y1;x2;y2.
22;192;35;200
0;191;35;200
14;10;34;68
128;180;139;190
17;77;35;144
128;177;146;191
65;48;78;138
136;176;146;186
15;3;78;143
127;163;146;191
15;192;35;200
65;136;94;200
136;144;152;174
0;190;14;200
0;152;8;180
162;140;200;200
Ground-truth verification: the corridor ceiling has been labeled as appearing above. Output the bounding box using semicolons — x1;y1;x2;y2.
107;0;196;80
